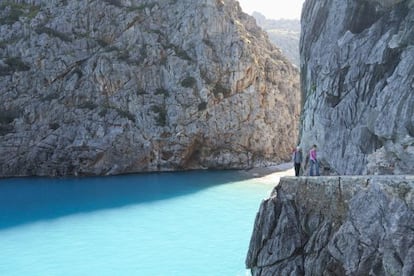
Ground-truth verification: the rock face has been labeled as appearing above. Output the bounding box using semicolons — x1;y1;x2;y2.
300;0;414;175
252;12;300;67
0;0;300;177
246;176;414;275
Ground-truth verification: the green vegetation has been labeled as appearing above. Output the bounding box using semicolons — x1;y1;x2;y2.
151;105;167;126
160;55;168;65
49;123;60;130
175;48;191;61
0;56;30;76
155;88;169;97
309;83;317;95
41;92;59;102
5;57;30;71
213;82;231;98
105;46;119;53
115;107;136;122
0;40;7;48
0;108;18;135
35;26;72;42
200;69;212;85
0;109;18;124
0;124;14;136
77;101;98;110
140;46;148;58
96;38;110;48
99;105;136;123
117;50;130;61
198;102;207;111
137;88;147;96
0;2;40;25
0;37;23;49
126;15;142;30
0;8;23;25
127;5;145;12
126;3;156;12
202;39;214;48
103;0;123;8
168;44;191;61
181;77;196;88
98;108;108;117
72;67;83;79
150;29;163;36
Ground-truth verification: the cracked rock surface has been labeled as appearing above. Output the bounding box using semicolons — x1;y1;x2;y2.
246;176;414;275
299;0;414;175
0;0;300;177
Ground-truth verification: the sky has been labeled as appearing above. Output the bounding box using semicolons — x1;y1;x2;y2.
237;0;305;20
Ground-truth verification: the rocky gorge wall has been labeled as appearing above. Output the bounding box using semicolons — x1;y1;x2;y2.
246;176;414;275
0;0;300;177
300;0;414;175
246;1;414;275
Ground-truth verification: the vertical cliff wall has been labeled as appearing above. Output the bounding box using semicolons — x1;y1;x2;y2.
0;0;300;177
246;1;414;274
246;176;414;275
300;0;414;175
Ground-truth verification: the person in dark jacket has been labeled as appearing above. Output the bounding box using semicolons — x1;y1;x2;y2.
292;146;303;176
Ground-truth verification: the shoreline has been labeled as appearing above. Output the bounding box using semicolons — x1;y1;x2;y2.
0;163;296;180
239;162;295;184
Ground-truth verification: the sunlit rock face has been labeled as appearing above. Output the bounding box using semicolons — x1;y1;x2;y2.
0;0;300;177
299;0;414;175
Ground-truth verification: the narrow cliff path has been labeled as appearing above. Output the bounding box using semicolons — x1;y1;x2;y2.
240;163;295;184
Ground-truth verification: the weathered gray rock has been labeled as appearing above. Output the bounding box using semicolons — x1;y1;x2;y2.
299;0;414;175
252;12;300;67
246;176;414;275
0;0;300;177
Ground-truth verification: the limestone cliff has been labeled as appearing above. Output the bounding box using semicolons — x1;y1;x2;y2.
252;12;300;67
246;176;414;275
246;1;414;274
0;0;300;177
300;0;414;175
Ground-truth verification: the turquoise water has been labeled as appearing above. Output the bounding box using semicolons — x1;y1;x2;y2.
0;171;275;276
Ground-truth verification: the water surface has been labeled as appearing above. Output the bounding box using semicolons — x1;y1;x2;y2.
0;170;276;275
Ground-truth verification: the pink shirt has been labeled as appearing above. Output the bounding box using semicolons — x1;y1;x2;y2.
309;148;317;161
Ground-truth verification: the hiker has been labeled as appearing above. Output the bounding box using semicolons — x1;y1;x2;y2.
292;146;303;176
309;144;319;176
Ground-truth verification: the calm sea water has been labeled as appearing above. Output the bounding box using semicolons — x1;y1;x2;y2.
0;170;276;276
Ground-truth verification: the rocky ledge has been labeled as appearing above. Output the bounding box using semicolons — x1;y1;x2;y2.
246;175;414;275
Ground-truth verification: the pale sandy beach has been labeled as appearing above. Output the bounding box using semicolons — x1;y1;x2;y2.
240;163;295;185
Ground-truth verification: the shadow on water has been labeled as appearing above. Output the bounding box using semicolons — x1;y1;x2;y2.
0;170;259;230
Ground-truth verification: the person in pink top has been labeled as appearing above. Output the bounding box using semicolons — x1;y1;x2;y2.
309;144;319;176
